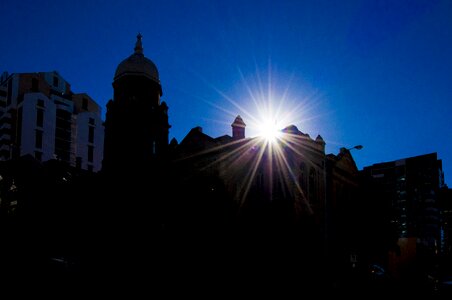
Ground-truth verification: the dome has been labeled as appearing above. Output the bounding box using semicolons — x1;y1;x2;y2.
114;34;160;84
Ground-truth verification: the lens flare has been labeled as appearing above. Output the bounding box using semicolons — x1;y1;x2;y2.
183;64;325;212
257;118;281;143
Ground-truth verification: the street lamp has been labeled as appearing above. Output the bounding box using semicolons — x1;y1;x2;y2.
347;145;363;151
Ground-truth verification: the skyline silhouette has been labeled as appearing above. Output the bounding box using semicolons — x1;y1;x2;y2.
1;5;451;294
0;0;451;183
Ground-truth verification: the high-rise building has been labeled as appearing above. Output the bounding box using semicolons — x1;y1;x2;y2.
361;153;445;265
0;71;104;172
439;187;452;257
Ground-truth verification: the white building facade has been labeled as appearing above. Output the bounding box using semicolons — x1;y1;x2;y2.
0;71;104;172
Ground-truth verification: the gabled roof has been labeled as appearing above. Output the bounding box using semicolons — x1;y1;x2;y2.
328;148;359;174
178;126;216;153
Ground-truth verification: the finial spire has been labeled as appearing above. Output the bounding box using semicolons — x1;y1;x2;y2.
134;33;143;54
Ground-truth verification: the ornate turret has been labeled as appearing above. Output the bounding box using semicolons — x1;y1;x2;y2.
231;115;246;139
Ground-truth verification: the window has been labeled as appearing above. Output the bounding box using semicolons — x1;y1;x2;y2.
35;130;43;149
82;98;88;110
37;99;45;107
88;117;95;125
36;108;44;127
53;76;59;87
34;151;42;161
88;126;94;143
88;145;94;162
76;157;82;169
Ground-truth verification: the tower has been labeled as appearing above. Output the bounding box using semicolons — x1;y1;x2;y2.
231;115;246;139
103;34;170;173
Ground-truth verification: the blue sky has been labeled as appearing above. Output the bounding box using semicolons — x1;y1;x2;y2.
1;0;451;184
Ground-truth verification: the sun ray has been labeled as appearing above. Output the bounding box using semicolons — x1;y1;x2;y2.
272;140;314;213
238;142;267;206
178;59;330;217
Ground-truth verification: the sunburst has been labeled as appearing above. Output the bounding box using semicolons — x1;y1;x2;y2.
181;64;324;212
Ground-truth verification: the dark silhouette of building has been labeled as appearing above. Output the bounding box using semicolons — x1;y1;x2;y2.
103;33;170;174
361;153;445;280
2;34;416;295
440;187;452;258
168;114;364;291
324;147;362;287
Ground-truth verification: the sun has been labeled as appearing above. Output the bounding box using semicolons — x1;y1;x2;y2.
258;118;281;143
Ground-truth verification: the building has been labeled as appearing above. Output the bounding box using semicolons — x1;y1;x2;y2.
440;187;452;258
173;121;328;223
361;153;445;276
0;71;104;172
324;147;362;280
171;114;363;284
102;33;170;174
99;35;363;284
99;35;172;264
0;35;369;289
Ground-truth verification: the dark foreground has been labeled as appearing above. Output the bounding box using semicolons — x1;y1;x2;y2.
2;236;451;298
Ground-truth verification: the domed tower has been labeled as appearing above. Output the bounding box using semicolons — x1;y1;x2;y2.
103;34;170;173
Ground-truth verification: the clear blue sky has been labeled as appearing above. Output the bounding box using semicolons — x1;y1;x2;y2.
1;0;451;184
